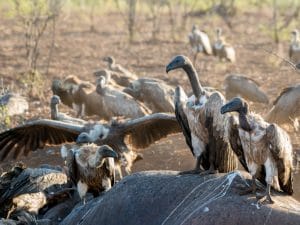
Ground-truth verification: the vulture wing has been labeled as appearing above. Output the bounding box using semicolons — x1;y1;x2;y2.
0;119;83;161
174;86;193;155
266;124;293;195
121;113;181;149
204;92;238;172
196;30;212;55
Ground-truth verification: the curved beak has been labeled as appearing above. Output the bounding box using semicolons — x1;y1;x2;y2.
221;98;242;114
99;146;118;159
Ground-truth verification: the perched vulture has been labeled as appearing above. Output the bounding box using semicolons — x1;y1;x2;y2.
0;113;181;177
212;28;236;63
123;77;175;113
95;76;151;119
102;56;138;87
221;97;294;204
289;29;300;64
188;25;212;63
61;144;117;202
166;55;238;174
224;74;269;104
266;84;300;130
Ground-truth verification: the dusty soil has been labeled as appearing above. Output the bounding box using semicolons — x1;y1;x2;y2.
0;8;299;200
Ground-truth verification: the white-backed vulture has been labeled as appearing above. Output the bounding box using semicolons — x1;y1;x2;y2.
95;76;151;119
0;93;29;117
224;74;269;104
289;29;300;64
50;95;85;125
94;69;134;88
212;28;236;63
266;84;300;130
188;25;212;63
60;144;117;201
0;113;181;176
123;78;175;113
0;164;70;219
221;97;293;203
102;56;138;87
51;75;85;109
166;55;238;174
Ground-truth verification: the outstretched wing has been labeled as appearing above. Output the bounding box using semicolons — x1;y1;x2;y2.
121;113;181;149
174;86;193;155
266;124;293;195
204;92;238;172
0;119;83;161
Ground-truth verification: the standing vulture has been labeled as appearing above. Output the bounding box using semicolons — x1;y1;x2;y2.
188;25;212;63
95;76;151;119
266;84;300;131
221;97;293;204
289;29;300;64
224;74;269;104
0;113;181;177
166;55;238;174
212;28;236;63
61;144;117;202
102;56;138;87
123;77;175;113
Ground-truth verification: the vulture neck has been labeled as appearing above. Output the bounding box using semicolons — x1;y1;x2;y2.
51;104;58;120
182;64;204;104
238;107;252;132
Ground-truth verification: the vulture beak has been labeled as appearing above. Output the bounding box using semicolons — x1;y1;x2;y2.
98;145;118;159
166;55;187;73
221;97;243;114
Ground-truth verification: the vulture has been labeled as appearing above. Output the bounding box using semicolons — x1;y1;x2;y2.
188;25;212;63
221;97;294;204
224;74;269;104
94;69;134;89
266;84;300;131
123;77;175;113
0;164;70;219
289;29;300;64
50;95;85;124
61;144;117;202
166;55;238;174
51;75;85;109
212;28;236;63
0;113;181;177
102;56;138;87
95;76;151;119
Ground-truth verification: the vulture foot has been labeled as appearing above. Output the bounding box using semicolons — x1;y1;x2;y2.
256;184;274;204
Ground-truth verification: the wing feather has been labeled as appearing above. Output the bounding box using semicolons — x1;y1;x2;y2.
121;113;181;149
0;120;83;161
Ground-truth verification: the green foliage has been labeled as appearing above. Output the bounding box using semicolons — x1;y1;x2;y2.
19;70;45;99
0;105;11;131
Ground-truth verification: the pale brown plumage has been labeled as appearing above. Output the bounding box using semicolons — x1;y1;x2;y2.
266;84;300;130
61;144;117;201
0;113;181;176
224;74;269;104
221;97;293;203
166;55;238;174
123;78;175;113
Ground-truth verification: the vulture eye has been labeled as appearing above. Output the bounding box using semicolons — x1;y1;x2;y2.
99;134;104;139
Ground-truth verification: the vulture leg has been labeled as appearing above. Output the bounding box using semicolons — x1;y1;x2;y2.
256;183;274;204
179;156;203;174
193;53;198;65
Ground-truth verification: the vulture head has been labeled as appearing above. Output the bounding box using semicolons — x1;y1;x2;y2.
103;56;115;65
291;29;299;40
51;95;61;106
221;97;249;115
216;27;222;37
94;69;111;82
96;76;107;95
166;55;192;73
76;125;109;144
82;145;118;168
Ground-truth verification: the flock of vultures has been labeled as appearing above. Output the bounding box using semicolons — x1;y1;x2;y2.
0;25;299;224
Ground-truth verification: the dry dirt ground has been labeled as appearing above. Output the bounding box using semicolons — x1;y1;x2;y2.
0;8;299;200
